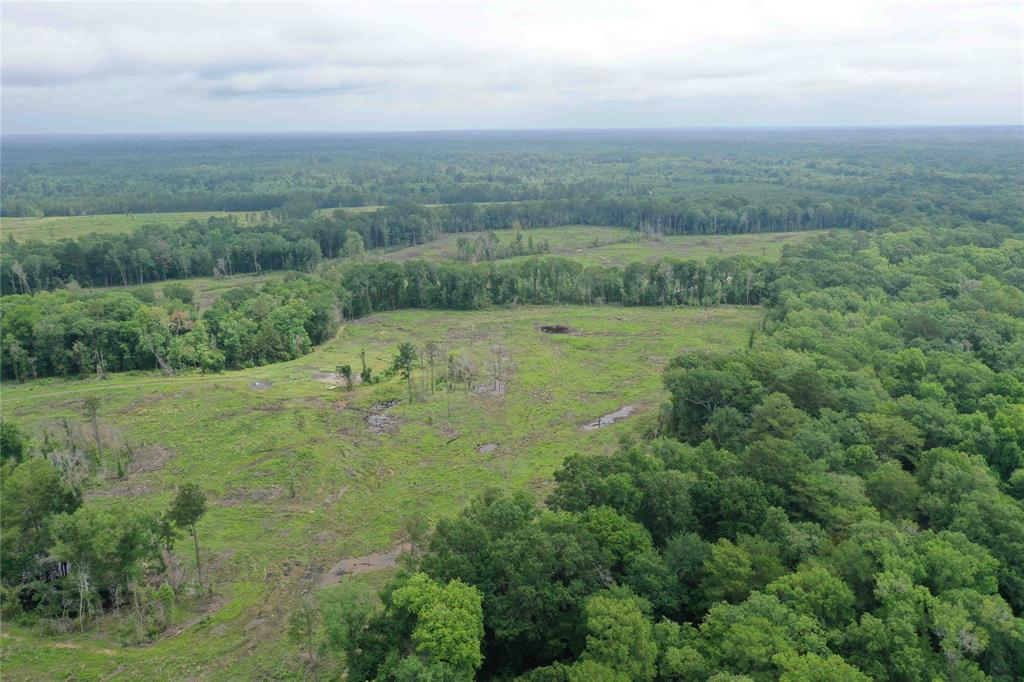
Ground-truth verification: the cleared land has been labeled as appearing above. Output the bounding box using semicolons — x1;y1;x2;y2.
1;211;254;242
383;226;835;266
1;206;381;243
0;304;759;680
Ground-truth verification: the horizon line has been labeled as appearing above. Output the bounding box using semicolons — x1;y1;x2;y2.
3;123;1023;139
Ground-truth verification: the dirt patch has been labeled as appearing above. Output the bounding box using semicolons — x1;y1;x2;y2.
319;543;411;587
477;443;498;454
366;399;401;433
51;641;119;656
312;371;362;387
540;324;572;334
127;443;175;476
367;413;398;434
249;380;272;390
582;405;637;431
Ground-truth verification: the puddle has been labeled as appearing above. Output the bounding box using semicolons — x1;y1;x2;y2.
477;443;498;454
582;405;637;431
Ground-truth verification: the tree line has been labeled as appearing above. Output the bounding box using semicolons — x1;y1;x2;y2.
2;250;777;381
3;197;847;294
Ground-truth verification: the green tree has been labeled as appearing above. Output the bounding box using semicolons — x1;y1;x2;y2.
392;342;419;404
391;572;484;680
168;482;207;584
765;565;855;628
49;504;159;630
0;419;28;464
161;282;195;304
344;230;365;259
865;461;920;520
580;590;658;682
698;593;827;679
1;457;81;583
288;592;323;679
82;395;103;460
773;652;869;681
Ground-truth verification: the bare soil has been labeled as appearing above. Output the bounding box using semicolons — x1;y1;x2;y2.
319;542;412;586
582;405;637;430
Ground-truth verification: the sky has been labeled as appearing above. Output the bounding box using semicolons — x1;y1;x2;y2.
2;0;1022;134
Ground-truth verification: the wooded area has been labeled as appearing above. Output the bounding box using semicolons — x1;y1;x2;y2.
2;129;1023;680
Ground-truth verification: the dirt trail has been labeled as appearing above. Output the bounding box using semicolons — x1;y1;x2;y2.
319;543;411;587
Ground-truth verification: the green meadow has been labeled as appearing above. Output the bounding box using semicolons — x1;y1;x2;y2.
1;211;254;243
383;226;835;266
1;206;382;243
0;304;759;680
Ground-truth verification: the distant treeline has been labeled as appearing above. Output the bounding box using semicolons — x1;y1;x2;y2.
0;254;772;380
3;196;860;293
3;130;1022;233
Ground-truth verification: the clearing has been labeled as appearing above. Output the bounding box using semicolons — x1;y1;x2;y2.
382;225;836;266
0;304;758;680
1;206;381;243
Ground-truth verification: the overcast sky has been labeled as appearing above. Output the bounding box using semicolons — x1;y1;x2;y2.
3;0;1022;134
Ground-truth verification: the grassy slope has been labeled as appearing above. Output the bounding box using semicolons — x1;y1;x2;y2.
383;226;835;266
0;304;758;680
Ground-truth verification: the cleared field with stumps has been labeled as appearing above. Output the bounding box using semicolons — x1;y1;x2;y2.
0;304;759;680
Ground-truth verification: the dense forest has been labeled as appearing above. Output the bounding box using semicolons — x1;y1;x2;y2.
4;130;1022;228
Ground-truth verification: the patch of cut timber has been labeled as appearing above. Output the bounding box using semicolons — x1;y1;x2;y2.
320;543;411;587
582;405;637;431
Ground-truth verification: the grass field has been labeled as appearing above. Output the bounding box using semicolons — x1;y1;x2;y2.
383;226;835;266
2;206;382;243
1;211;256;242
0;304;759;680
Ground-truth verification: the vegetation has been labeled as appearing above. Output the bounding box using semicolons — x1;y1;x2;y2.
384;226;828;266
336;226;1024;680
1;305;756;678
1;211;254;243
1;129;1023;680
4;130;1020;230
3;238;791;381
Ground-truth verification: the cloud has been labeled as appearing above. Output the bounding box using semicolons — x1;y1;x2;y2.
2;0;1021;132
